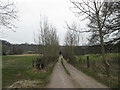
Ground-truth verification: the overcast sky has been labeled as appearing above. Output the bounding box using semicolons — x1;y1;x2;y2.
1;0;90;45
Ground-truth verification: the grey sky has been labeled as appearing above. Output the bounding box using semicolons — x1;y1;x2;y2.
1;0;90;45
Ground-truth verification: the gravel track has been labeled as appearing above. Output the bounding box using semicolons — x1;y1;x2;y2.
46;59;75;88
46;56;108;88
63;59;108;88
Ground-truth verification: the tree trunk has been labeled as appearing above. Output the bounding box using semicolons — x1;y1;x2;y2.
94;2;109;76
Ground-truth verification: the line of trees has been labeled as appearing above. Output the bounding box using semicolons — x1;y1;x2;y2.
35;16;59;69
38;16;59;57
2;40;39;55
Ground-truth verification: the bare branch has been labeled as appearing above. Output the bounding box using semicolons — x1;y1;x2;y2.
70;0;97;21
65;22;98;33
0;1;18;30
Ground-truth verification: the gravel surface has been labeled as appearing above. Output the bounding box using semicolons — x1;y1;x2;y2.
63;59;108;88
46;59;75;88
8;80;42;88
46;56;108;88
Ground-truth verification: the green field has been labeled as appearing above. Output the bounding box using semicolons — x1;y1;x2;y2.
76;53;120;61
2;55;53;88
71;53;120;88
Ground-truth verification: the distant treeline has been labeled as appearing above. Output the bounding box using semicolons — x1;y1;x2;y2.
2;40;42;55
1;40;119;55
73;43;119;55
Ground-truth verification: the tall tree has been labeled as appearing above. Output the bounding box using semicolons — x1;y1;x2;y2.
64;22;79;60
38;16;59;57
69;0;116;75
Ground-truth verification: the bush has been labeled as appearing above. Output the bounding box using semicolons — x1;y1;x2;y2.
35;56;58;70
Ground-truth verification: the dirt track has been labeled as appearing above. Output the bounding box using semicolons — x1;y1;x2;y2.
46;59;75;88
46;57;108;88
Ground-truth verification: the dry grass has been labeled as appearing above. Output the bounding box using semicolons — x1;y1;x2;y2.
7;54;41;56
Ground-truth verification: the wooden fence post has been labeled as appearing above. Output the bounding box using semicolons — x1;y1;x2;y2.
87;56;89;68
93;60;96;72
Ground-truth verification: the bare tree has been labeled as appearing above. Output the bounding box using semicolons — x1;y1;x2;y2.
35;16;59;69
64;22;79;60
88;1;120;46
69;0;116;75
38;16;59;57
0;0;18;31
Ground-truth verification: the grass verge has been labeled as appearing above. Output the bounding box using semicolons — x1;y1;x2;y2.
61;60;70;76
2;55;55;88
69;53;119;88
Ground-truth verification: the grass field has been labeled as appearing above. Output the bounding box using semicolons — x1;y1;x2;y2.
76;53;120;61
2;54;53;88
70;53;120;88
